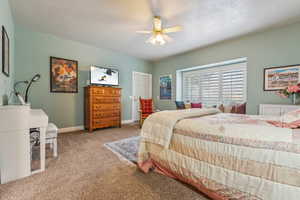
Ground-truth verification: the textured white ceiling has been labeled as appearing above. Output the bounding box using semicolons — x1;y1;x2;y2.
10;0;300;61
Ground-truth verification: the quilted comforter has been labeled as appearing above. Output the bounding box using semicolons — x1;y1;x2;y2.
138;109;300;200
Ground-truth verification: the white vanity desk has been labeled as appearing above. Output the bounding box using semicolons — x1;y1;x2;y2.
0;105;48;184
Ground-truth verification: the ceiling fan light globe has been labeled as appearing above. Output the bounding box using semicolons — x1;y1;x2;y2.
148;33;166;45
138;16;181;46
155;33;163;41
159;40;166;45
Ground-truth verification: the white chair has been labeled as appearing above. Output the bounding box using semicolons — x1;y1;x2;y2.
46;123;58;157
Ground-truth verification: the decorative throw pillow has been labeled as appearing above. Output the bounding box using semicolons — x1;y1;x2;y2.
267;109;300;129
231;103;246;114
191;103;202;108
236;103;246;114
224;105;233;113
185;103;191;109
218;104;225;112
230;105;237;113
175;101;185;109
267;120;300;129
281;109;300;123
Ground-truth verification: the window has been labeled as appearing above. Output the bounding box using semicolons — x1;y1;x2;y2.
181;61;247;106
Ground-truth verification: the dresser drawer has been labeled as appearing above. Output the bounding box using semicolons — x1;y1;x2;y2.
91;88;121;96
108;89;121;96
91;88;106;95
93;111;120;118
92;96;120;104
92;117;120;127
93;103;120;111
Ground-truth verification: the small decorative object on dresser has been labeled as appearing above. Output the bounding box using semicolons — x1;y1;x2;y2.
275;84;300;104
84;86;121;132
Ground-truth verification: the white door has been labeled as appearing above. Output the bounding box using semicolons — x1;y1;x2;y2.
132;72;152;122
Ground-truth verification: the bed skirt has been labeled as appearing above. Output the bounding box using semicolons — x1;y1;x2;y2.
138;158;251;200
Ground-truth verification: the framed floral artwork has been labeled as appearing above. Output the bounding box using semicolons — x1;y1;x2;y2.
50;57;78;93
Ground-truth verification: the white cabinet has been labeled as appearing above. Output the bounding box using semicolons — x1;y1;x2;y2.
0;105;48;184
259;104;300;116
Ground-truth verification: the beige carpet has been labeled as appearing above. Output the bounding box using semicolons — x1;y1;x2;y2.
0;124;209;200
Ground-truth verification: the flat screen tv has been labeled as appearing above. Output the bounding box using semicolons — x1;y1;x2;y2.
90;66;119;86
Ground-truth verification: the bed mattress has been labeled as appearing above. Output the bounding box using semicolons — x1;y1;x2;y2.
138;111;300;200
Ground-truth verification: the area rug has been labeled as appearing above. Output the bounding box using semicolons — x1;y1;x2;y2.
104;136;140;164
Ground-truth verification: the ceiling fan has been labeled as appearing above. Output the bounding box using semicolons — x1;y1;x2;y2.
137;16;182;46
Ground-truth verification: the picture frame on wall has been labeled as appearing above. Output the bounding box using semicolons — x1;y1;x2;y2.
159;74;172;100
264;65;300;91
2;26;9;77
50;56;78;93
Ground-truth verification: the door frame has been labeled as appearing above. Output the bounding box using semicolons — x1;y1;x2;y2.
132;71;152;122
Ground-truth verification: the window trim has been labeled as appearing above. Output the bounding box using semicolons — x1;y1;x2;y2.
176;57;247;103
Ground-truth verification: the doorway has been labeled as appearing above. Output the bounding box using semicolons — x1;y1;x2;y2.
132;72;152;122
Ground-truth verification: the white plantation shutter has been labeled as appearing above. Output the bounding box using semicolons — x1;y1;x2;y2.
182;62;247;106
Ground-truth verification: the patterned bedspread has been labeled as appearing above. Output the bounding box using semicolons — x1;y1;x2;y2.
138;112;300;200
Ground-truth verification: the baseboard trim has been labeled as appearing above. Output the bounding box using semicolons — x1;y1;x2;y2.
121;120;135;124
58;120;136;133
58;126;84;133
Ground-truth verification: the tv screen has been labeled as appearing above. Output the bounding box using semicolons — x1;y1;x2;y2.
90;66;119;86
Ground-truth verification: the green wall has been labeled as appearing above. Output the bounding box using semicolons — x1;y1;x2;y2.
0;0;15;105
12;18;300;127
152;22;300;114
15;26;152;128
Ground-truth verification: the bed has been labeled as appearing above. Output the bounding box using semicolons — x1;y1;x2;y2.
138;108;300;200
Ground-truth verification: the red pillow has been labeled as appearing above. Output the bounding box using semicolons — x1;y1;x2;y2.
230;103;246;114
191;103;202;108
236;103;246;114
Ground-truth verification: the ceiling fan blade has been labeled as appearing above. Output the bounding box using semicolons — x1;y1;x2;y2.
146;35;155;43
162;34;173;42
153;16;162;31
162;26;182;33
136;30;152;34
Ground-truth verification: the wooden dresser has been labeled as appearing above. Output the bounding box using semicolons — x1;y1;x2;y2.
84;86;121;132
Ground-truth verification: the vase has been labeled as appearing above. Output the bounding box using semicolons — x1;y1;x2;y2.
292;93;296;105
